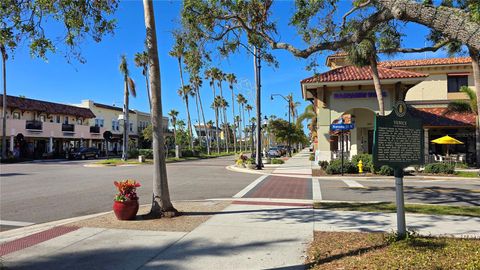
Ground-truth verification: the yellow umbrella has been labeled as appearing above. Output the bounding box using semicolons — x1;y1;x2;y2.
431;135;464;156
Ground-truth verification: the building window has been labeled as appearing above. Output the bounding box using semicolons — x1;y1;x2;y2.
13;112;20;119
129;123;133;132
39;115;46;122
95;118;104;127
447;75;468;93
112;119;119;131
64;117;69;124
56;115;61;123
77;119;82;125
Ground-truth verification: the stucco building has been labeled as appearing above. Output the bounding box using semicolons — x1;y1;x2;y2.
302;54;476;164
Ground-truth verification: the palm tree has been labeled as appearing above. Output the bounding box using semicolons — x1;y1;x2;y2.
297;104;317;135
168;109;179;148
468;46;480;167
134;50;151;111
214;69;230;151
1;43;7;160
190;74;210;155
170;32;194;150
246;104;253;151
288;94;301;122
226;73;237;152
212;96;222;153
237;94;247;151
205;68;221;152
177;85;194;149
346;40;384;115
234;115;241;151
119;55;137;161
142;0;177;217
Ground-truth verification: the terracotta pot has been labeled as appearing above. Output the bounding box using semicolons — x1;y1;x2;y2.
113;200;139;220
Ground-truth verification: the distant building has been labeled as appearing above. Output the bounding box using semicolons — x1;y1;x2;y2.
0;95;105;159
194;124;222;143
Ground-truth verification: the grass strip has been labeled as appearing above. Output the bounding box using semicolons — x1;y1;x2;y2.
306;231;480;270
313;201;480;217
94;152;236;165
455;171;480;178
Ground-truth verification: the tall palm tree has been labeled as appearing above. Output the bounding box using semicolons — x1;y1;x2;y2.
1;43;7;160
213;69;230;151
287;94;301;122
234;115;241;151
190;74;210;154
226;73;237;152
119;55;137;161
245;104;253;151
177;85;194;149
468;46;480;167
168;109;179;148
134;50;151;111
237;94;247;151
170;33;194;150
212;96;222;153
205;68;221;152
142;0;176;217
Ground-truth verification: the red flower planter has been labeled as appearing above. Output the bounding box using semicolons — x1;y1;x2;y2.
113;200;139;220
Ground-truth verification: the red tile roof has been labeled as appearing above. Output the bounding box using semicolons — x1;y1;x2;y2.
0;95;95;119
301;66;428;83
379;57;471;68
410;107;475;127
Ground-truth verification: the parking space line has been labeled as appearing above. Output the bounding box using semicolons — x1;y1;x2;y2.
0;220;35;227
233;175;269;198
312;178;322;201
343;179;364;188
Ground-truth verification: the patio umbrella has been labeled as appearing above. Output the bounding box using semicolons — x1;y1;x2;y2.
431;135;464;156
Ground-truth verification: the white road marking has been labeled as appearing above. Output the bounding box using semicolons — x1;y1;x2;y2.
233;175;269;198
312;178;322;201
0;220;35;227
343;179;364;188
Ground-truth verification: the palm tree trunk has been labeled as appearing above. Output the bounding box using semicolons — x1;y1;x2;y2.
177;58;193;150
1;48;6;160
242;104;246;151
193;91;202;149
215;107;220;153
369;53;385;116
469;46;480;167
219;85;230;152
197;89;210;155
144;69;151;111
231;91;237;152
122;78;129;161
142;0;176;216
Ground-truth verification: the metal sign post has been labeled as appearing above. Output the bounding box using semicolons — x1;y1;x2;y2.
330;123;354;176
373;101;424;239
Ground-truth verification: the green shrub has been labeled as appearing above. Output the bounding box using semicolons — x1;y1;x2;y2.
424;163;455;174
309;153;315;161
318;160;329;170
377;165;394;176
351;154;374;173
325;159;358;174
181;149;195;157
271;158;285;164
139;149;153;159
246;158;255;165
128;149;139;158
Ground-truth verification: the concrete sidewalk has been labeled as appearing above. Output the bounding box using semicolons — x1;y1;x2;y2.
271;149;312;177
2;199;479;270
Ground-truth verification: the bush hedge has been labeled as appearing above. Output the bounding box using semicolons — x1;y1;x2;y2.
271;158;285;164
377;165;394;176
318;160;329;170
424;163;455;174
325;159;358;174
139;149;153;159
309;153;315;161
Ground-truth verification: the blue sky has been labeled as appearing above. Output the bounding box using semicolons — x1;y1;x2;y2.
7;1;453;128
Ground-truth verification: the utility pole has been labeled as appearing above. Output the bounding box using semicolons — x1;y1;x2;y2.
254;46;262;169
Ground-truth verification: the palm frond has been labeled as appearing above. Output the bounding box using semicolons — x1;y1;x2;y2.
119;55;128;76
128;77;136;97
445;101;472;114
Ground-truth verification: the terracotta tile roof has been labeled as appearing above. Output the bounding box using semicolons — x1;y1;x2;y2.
410;107;475;127
301;66;428;83
379;57;471;68
0;95;95;119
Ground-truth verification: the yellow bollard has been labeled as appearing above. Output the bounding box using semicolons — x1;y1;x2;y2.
357;160;363;173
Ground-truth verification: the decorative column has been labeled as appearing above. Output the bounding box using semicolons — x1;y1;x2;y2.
49;137;53;153
9;135;14;152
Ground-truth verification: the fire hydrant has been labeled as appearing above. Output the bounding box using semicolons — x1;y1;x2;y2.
357;160;363;173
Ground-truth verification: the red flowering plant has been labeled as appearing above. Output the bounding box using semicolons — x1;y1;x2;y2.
114;180;141;202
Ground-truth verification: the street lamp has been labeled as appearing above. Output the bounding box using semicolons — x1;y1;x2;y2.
271;93;292;157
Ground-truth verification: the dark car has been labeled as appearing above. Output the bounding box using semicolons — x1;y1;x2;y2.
66;147;100;160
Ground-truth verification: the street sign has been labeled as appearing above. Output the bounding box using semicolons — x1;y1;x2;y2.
372;101;424;239
330;123;355;131
373;101;424;169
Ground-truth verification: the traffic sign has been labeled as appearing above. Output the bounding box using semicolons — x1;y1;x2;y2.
330;123;355;131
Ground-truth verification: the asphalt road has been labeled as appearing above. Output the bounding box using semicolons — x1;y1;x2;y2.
0;157;258;231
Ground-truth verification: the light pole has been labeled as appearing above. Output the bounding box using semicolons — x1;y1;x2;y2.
271;93;292;156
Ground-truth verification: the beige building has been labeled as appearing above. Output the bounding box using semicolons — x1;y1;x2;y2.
0;95;106;159
302;55;476;164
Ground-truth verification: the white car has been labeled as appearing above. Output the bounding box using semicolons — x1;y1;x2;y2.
267;147;281;158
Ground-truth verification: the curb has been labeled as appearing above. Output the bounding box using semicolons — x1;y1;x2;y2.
226;165;313;179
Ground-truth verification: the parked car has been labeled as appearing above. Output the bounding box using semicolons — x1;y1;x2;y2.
66;147;100;160
267;147;281;158
277;145;287;156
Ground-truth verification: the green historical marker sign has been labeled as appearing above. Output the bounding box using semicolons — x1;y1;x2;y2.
373;101;424;169
372;101;424;239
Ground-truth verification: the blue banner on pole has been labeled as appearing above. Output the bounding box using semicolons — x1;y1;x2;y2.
330;123;355;131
